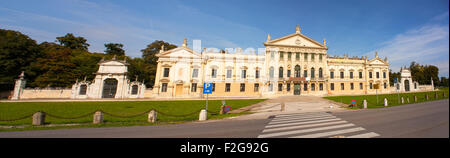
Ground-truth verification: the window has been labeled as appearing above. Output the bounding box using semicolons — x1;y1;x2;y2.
319;83;323;91
341;83;345;90
384;83;387;89
370;83;373;89
295;65;301;77
311;54;315;61
240;83;245;92
304;53;308;61
212;83;215;92
192;69;198;78
241;70;247;79
319;68;323;78
296;53;300;60
161;83;168;92
226;69;232;78
269;83;273;92
350;83;354;90
369;72;372;78
360;83;363;90
350;72;353;79
311;68;315;78
288;52;292;59
287;70;291;78
163;68;170;77
319;54;323;61
278;83;283;91
304;83;307;90
269;67;274;78
212;69;217;78
225;83;231;92
255;70;260;79
331;83;334;91
340;71;344;79
287;83;291;91
359;72;363;79
279;51;284;60
383;72;386;78
376;72;380;79
304;70;308;78
191;83;197;92
79;84;87;95
279;67;283;78
254;83;259;92
330;71;334;79
131;85;138;95
311;83;315;91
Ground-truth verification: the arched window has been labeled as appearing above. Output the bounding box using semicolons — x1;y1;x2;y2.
79;84;87;95
295;65;301;77
319;68;323;78
311;67;315;79
269;67;274;78
131;85;139;95
279;67;283;78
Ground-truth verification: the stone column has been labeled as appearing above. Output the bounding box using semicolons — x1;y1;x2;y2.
11;71;26;100
363;100;367;109
199;109;207;121
93;111;104;124
384;98;388;107
32;112;45;125
148;110;157;123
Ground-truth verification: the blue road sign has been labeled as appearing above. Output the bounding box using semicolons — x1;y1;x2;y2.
224;106;231;113
394;77;398;83
203;83;213;94
351;100;357;105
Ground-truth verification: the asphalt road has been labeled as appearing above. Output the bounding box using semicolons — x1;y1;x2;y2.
0;99;447;138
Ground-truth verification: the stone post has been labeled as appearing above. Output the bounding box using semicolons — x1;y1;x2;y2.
32;112;45;125
384;98;388;107
93;111;104;124
401;97;404;104
199;109;207;121
414;95;417;102
281;102;285;112
435;92;438;99
425;94;429;100
148;110;157;123
407;96;410;103
363;100;367;109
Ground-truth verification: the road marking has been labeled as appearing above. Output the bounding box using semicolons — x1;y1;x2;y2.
346;132;380;138
266;118;342;128
271;115;335;122
258;123;355;138
269;116;337;124
263;120;348;133
290;127;365;138
275;113;331;118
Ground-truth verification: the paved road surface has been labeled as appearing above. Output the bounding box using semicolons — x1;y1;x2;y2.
0;99;447;138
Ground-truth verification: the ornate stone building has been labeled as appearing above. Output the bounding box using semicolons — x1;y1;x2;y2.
153;25;391;98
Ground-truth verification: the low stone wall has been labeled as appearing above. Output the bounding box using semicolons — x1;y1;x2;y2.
418;85;434;91
20;89;72;99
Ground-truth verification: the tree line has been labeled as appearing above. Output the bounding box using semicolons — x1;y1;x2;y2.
0;29;176;90
389;62;448;87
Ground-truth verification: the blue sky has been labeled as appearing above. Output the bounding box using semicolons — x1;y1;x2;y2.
0;0;449;77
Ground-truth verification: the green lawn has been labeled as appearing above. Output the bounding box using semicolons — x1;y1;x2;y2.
0;99;265;131
323;88;449;109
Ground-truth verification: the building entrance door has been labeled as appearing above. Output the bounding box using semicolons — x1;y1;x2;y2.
175;84;183;96
294;83;301;95
102;78;118;98
404;80;410;92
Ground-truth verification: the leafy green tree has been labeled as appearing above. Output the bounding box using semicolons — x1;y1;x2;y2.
0;29;42;90
440;77;449;87
127;57;152;87
140;40;177;87
56;33;90;51
104;43;125;56
389;69;401;86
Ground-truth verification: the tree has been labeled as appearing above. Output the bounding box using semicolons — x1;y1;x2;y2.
140;40;177;87
0;29;42;90
409;61;439;86
104;43;125;56
440;77;449;87
127;57;152;87
389;69;400;86
56;33;90;51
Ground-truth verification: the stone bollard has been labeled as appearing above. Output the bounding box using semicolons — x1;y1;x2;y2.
435;92;438;99
384;98;388;107
93;111;104;124
414;95;417;102
363;100;367;109
407;96;410;103
444;93;446;97
401;97;404;104
199;109;207;121
32;112;46;125
425;94;429;100
148;110;157;123
281;103;285;112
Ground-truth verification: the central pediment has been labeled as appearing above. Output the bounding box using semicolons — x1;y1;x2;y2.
265;32;327;49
